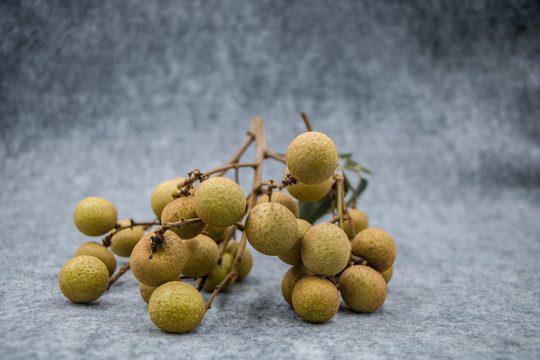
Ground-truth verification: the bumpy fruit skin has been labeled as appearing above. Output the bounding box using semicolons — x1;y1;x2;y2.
245;202;298;256
301;223;350;276
257;192;300;218
151;177;188;220
194;177;246;227
161;197;205;239
148;281;205;333
380;265;393;284
73;197;117;236
285;168;333;203
278;219;312;266
181;234;219;277
286;131;338;185
200;252;235;291
109;219;144;257
130;231;186;287
59;255;109;303
351;228;396;272
343;208;369;239
74;241;117;276
139;282;157;304
281;265;312;306
292;276;340;323
339;265;387;313
225;241;253;281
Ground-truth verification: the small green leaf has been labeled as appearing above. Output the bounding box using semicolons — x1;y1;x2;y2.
347;178;368;206
338;153;353;160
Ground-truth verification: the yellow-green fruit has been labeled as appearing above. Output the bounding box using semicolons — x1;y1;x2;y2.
292;276;340;323
200;252;235;291
148;281;205;333
351;228;396;272
257;192;300;218
343;209;369;239
286;131;338;185
245;202;298;256
161;197;205;239
74;241;117;276
73;197;117;236
339;265;387;313
58;255;109;303
380;265;393;284
278;219;312;266
204;224;230;244
130;230;186;287
285;169;333;202
109;219;144;257
225;241;253;281
182;234;219;277
150;177;188;220
194;177;246;227
301;223;350;276
281;265;312;306
139;282;157;304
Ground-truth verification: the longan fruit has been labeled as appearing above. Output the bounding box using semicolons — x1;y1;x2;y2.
58;255;109;303
109;219;144;257
339;265;387;313
292;276;340;323
161;197;205;239
278;219;312;266
194;177;246;228
281;265;312;306
225;240;253;281
380;265;393;284
301;223;350;276
199;252;235;292
181;234;220;278
150;177;188;220
351;228;396;272
139;282;157;304
148;281;205;333
343;208;369;239
285;168;333;203
286;131;338;185
73;197;117;236
257;192;300;218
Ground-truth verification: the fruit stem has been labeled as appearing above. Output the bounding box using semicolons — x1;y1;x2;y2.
300;112;313;132
107;263;130;290
217;133;255;177
102;219;161;247
335;166;345;230
264;149;286;163
205;116;268;312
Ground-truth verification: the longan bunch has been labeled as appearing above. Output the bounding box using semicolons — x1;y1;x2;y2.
58;115;395;334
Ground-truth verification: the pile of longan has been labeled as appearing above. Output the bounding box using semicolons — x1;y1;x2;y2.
59;126;396;333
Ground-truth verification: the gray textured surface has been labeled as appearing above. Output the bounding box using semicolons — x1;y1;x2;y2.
1;1;540;359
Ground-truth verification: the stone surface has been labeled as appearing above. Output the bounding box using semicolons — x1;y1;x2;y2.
1;0;539;358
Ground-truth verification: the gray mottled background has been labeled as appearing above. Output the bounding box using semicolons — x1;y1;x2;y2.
1;0;539;359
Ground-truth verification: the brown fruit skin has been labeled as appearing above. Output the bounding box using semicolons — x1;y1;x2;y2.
74;242;117;276
148;281;205;333
130;230;186;287
245;202;298;256
139;282;157;304
200;252;235;291
109;219;144;257
225;241;253;281
59;255;109;303
150;177;188;220
343;209;369;239
339;265;387;313
286;131;338;185
281;265;312;306
351;228;396;272
301;223;351;276
181;234;220;278
161;197;205;239
257;192;300;218
380;265;393;284
194;177;246;228
73;197;117;236
204;224;230;244
278;219;312;266
285;168;333;202
292;276;340;323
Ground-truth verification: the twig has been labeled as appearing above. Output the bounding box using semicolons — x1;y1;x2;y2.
264;149;286;163
107;263;130;289
217;134;255;177
301;112;313;132
335;167;345;230
102;220;161;247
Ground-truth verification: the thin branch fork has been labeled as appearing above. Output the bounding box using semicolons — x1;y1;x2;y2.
102;219;160;247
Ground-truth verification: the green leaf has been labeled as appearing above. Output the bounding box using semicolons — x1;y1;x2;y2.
299;193;333;224
347;178;368;206
338;153;353;160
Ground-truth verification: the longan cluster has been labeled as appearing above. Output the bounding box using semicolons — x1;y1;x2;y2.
58;116;396;333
